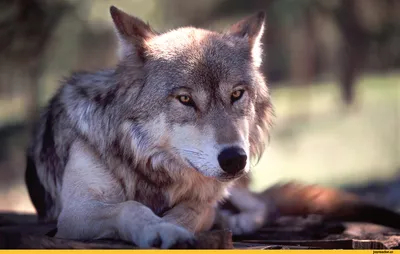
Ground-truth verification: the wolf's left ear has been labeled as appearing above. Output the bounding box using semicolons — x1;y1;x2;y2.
227;11;266;67
110;6;156;62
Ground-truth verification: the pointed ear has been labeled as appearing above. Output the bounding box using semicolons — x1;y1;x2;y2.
110;6;156;62
227;11;266;67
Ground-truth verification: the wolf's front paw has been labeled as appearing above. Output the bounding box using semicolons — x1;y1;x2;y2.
138;222;196;249
219;199;280;235
220;203;279;235
220;210;264;235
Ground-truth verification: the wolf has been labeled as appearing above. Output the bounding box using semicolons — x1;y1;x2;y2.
25;6;274;248
25;5;400;249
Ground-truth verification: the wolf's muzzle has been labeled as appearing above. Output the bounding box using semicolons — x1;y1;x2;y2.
217;147;247;175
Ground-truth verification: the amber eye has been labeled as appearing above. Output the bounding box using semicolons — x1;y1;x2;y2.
231;89;245;103
177;95;195;107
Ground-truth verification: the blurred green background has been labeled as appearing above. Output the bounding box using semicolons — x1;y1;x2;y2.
0;0;399;214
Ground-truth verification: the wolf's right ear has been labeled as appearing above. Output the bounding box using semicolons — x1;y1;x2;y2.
110;6;156;62
227;11;266;68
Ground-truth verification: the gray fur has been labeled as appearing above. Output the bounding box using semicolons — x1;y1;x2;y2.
26;6;274;248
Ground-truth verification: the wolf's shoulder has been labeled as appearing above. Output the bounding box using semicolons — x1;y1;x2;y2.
53;69;116;105
60;69;115;89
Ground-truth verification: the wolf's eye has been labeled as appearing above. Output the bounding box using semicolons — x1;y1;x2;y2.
231;89;245;103
177;95;195;107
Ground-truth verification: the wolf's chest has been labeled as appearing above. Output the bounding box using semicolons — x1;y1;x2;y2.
131;183;170;216
118;165;227;217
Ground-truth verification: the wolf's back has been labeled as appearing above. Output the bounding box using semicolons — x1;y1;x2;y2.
25;89;76;222
25;153;56;221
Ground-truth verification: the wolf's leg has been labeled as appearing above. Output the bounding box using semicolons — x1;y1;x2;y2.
56;140;195;248
162;202;216;233
218;186;278;235
57;200;195;248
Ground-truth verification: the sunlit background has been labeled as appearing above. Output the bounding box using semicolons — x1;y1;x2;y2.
0;0;399;214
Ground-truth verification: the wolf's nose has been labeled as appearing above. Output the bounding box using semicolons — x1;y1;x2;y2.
218;147;247;175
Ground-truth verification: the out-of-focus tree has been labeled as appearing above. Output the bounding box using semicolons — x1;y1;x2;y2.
315;0;400;106
0;0;75;124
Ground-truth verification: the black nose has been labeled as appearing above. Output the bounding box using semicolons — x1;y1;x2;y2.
218;147;247;175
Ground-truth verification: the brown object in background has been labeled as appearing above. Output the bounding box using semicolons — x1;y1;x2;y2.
258;181;400;230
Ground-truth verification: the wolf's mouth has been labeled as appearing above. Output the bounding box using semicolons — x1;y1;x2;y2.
185;159;201;173
218;172;246;182
185;158;244;181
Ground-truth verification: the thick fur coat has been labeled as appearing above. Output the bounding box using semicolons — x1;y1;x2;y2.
25;6;274;248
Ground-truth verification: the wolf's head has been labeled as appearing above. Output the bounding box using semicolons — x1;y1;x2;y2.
110;6;274;182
